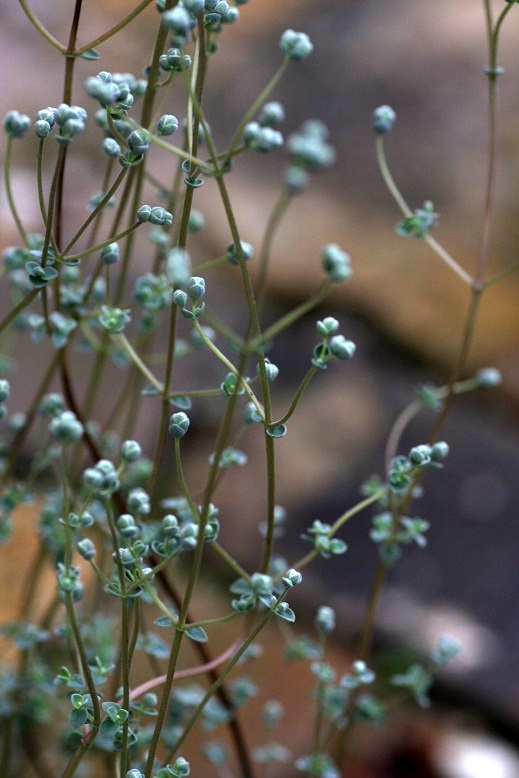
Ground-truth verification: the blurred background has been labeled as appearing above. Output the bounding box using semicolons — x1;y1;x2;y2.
1;1;519;775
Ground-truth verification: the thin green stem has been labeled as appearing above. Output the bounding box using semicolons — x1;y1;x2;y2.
192;319;265;419
0;290;39;336
285;489;386;576
174;437;200;524
375;136;473;286
252;282;330;349
75;0;155;54
59;167;128;257
17;0;65;52
113;333;164;392
225;59;290;162
272;365;318;427
126;118;214;171
255;188;293;313
61;595;101;778
4;136;29;245
63;221;141;263
165;598;285;762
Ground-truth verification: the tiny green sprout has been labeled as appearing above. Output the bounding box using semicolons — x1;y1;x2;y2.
372;105;397;134
391;663;432;708
387;455;413;493
25;261;58;289
98;305;131;333
321;243;352;283
157;114;179;136
418;382;442;411
3;110;31;139
169;411;190;438
272;600;296;622
302;520;347;558
280;29;313;61
396;200;438;238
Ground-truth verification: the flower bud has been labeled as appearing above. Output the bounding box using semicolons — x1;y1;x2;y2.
0;380;10;403
226;240;254;265
474;367;502;388
372;105;397;135
280;29;313;61
315;605;335;634
187;276;205;301
157;114;179;136
101;242;120;265
3;110;31;139
329;335;356;360
169;411;190;438
121;439;142;462
258;101;285;127
103;137;121;158
77;538;96;560
50;411;84;445
34;119;52;138
316;317;339;337
321;243;352;283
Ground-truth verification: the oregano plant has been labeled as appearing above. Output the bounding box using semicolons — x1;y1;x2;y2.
0;1;515;777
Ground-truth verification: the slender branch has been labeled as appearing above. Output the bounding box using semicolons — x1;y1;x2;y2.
17;0;65;52
75;0;155;54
